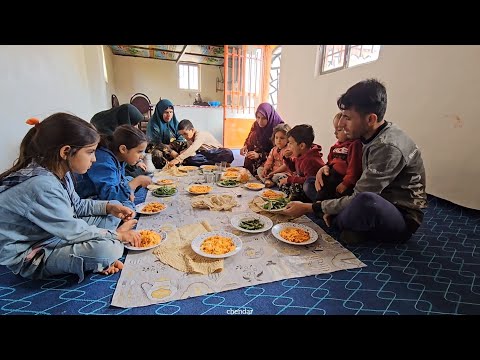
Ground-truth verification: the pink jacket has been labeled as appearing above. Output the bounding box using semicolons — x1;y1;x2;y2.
263;146;290;173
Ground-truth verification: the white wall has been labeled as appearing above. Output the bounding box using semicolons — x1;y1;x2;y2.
278;45;480;210
110;53;224;106
0;45;110;171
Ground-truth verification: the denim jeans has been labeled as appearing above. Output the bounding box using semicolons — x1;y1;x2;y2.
18;213;123;283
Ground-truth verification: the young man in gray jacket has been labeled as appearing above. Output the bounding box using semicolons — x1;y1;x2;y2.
283;79;427;243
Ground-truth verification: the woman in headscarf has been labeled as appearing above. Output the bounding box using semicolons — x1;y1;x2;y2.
240;102;285;174
90;104;146;178
91;104;144;136
146;99;188;168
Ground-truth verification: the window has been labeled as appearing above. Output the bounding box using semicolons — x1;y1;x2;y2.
317;45;381;75
178;63;199;90
100;45;108;83
269;46;282;109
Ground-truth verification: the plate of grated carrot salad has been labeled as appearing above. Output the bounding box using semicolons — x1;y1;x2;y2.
125;230;167;251
271;223;318;245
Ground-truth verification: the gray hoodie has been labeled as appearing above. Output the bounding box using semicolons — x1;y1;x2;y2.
321;122;427;232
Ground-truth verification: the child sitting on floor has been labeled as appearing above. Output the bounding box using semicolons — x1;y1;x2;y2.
278;124;325;201
168;119;234;167
304;112;363;202
257;123;292;188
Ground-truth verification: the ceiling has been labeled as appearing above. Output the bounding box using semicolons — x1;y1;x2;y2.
108;45;225;66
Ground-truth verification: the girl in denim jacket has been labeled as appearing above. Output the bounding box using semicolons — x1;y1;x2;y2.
0;114;141;282
75;125;151;210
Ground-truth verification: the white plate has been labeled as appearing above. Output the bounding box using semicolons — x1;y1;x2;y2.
191;231;243;259
271;223;318;245
244;182;265;191
260;199;289;212
151;187;178;197
135;202;168;215
230;213;273;233
200;165;217;172
260;190;287;201
125;230;167;251
178;165;199;172
156;179;175;186
217;180;241;188
187;184;213;195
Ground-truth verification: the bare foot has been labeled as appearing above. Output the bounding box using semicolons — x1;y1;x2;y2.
101;260;124;275
117;219;137;232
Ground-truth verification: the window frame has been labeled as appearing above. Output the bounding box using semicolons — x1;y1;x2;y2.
178;62;200;91
318;45;381;75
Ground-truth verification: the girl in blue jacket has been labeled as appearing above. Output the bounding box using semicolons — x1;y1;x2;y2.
75;125;152;210
0;114;141;282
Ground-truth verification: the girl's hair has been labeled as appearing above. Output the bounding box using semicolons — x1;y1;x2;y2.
99;124;147;153
333;112;343;125
270;123;291;144
0;113;100;180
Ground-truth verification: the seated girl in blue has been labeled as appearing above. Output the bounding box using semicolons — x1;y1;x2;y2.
75;125;152;210
0;114;142;283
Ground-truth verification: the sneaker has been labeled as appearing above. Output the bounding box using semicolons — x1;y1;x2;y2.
339;230;366;245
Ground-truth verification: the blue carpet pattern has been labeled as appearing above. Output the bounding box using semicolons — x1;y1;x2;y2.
1;192;479;315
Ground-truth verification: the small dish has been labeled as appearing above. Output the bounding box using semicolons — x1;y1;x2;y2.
125;230;167;251
271;223;318;245
230;213;273;233
244;182;265;191
191;231;242;259
135;202;168;215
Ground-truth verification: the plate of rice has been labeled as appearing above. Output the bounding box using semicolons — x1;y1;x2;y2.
125;229;167;251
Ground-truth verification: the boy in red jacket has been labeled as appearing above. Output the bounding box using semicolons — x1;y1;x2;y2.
279;124;325;201
305;112;362;202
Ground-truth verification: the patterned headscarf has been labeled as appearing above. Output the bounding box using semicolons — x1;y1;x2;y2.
146;99;182;144
252;102;284;146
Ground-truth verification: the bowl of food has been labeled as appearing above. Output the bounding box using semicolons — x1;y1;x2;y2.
125;229;167;251
191;231;242;258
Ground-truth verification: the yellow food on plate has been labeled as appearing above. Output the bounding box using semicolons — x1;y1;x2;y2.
279;227;310;243
200;235;235;255
225;167;240;172
139;230;162;247
262;189;284;200
189;185;212;194
246;183;264;189
178;166;198;172
156;179;174;185
201;165;217;171
141;202;166;212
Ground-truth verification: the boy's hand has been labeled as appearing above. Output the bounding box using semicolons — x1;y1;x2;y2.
315;166;330;191
283;149;293;158
336;183;348;195
278;177;288;186
240;146;248;156
137;162;147;171
169;158;180;166
106;203;136;221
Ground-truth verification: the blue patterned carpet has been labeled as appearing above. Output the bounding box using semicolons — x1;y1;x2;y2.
1;193;479;315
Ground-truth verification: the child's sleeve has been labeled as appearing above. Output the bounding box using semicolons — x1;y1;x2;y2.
263;148;275;170
342;140;363;188
287;157;325;184
327;144;334;165
176;132;205;162
89;151;132;203
28;178;118;242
